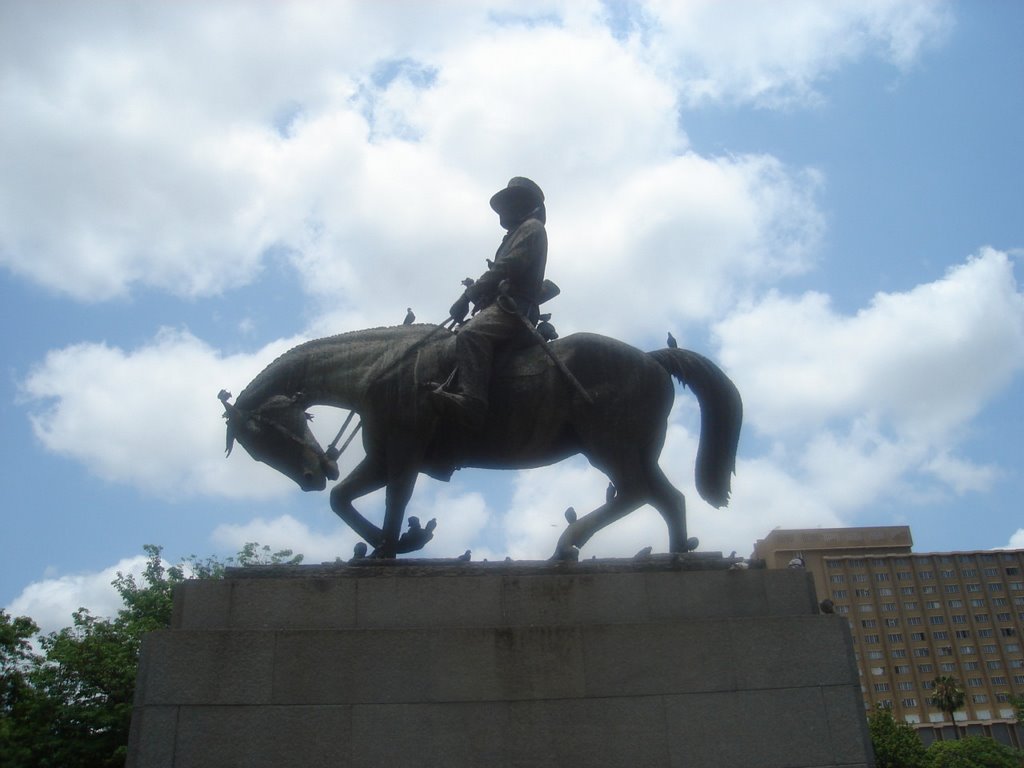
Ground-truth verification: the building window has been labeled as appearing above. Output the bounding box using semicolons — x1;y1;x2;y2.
830;575;846;583
952;615;967;624
911;632;926;642
938;646;953;657
885;618;900;627
826;560;843;568
923;587;937;595
983;567;999;577
859;604;874;613
929;616;945;625
901;698;918;708
871;666;885;676
861;619;877;628
852;574;868;583
975;614;990;622
970;599;986;608
961;568;977;577
918;571;934;579
999;628;1016;638
918;665;934;676
879;588;894;596
848;559;865;568
967;584;982;593
971;694;989;704
940;569;956;579
979;629;994;638
913;648;931;657
1015;675;1024;684
939;662;956;673
967;677;984;687
986;660;1002;670
1005;643;1021;653
855;588;871;597
955;630;971;639
964;661;980;671
989;583;1004;592
996;612;1012;622
867;651;884;660
901;587;916;595
873;683;890;692
993;598;1008;607
948;600;963;608
991;676;1008;686
907;615;922;624
897;571;913;581
960;645;976;655
875;573;890;582
894;664;911;674
944;584;960;594
872;559;888;567
833;590;848;599
1005;567;1020;576
982;644;998;654
864;634;880;644
891;649;908;658
888;633;904;644
882;602;897;612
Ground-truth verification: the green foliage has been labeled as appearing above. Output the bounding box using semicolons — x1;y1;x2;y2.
1010;694;1024;724
922;735;1024;768
868;704;927;768
0;542;301;768
929;676;967;738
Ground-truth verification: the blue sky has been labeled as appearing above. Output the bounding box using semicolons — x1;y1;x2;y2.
2;0;1022;632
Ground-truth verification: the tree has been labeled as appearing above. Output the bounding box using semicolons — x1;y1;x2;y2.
868;704;927;768
0;542;302;768
922;735;1023;768
929;676;966;739
1010;693;1024;725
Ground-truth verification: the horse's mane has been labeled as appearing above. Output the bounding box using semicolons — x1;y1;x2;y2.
236;324;449;409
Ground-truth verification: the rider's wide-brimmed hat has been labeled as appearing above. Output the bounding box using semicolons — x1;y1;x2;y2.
490;177;544;214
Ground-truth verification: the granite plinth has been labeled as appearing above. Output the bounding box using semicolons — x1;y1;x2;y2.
128;558;874;768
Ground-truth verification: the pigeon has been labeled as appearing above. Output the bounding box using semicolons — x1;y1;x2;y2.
457;549;472;562
634;545;653;560
666;332;678;349
403;307;416;325
564;506;577;524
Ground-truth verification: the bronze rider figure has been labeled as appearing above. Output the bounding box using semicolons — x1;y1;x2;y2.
431;177;548;429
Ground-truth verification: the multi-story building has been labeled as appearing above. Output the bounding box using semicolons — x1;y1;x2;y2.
752;526;1024;747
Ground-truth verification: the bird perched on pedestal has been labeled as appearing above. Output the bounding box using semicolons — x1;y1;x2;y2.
666;332;678;349
564;506;577;524
403;307;416;325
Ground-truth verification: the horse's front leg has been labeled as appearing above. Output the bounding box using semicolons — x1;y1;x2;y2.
374;438;422;559
329;456;387;547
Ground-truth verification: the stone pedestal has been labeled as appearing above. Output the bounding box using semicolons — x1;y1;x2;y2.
127;558;874;768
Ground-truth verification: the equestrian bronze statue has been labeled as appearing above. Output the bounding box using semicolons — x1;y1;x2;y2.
219;323;742;560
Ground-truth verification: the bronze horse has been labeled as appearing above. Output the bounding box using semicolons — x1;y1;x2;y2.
220;325;741;559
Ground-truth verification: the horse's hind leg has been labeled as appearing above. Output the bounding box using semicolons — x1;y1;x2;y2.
553;490;645;559
646;462;690;553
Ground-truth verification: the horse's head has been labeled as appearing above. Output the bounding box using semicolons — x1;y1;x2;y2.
219;390;340;491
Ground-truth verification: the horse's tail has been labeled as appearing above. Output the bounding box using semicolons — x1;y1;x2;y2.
648;348;742;508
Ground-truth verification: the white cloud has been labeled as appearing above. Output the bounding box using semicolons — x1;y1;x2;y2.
717;248;1024;438
646;0;953;106
0;1;946;302
20;328;315;499
5;555;150;635
1006;529;1024;549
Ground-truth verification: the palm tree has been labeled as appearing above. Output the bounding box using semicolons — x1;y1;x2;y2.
929;675;966;739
